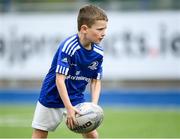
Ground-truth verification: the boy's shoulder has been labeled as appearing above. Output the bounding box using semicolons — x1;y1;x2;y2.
93;43;103;50
93;43;104;56
58;34;78;51
61;34;78;46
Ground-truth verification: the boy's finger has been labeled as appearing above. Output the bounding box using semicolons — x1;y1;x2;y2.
72;116;78;125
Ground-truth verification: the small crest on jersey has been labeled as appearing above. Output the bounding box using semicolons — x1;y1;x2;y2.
76;71;81;75
88;61;99;70
61;57;68;63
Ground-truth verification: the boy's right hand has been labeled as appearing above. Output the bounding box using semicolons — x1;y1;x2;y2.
66;106;80;129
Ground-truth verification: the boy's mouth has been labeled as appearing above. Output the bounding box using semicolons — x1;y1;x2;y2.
99;38;103;41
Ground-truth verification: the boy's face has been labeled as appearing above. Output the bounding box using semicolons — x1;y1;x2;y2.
85;20;107;44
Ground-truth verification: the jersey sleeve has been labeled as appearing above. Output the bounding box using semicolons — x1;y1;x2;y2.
55;49;70;76
93;59;103;80
96;65;103;80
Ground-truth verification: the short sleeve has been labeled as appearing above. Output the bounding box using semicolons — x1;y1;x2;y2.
93;59;103;80
55;50;70;76
96;65;103;80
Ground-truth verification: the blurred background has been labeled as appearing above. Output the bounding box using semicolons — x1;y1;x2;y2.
0;0;180;138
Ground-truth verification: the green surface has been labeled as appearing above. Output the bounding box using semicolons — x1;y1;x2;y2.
0;105;180;138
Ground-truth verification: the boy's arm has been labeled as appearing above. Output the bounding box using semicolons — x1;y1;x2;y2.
56;73;72;109
56;73;78;128
90;79;101;104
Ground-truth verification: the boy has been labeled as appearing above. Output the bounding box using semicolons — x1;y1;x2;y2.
32;4;108;139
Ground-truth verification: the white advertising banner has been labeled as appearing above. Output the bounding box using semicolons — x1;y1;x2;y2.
0;12;180;80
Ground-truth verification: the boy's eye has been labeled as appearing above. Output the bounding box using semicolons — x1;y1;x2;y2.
97;28;104;31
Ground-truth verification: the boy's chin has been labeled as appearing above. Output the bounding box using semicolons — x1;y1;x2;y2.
93;40;101;44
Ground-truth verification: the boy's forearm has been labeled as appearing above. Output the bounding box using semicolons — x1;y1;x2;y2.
90;79;101;104
56;74;73;109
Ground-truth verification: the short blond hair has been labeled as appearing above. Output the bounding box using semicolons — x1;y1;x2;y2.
77;4;108;31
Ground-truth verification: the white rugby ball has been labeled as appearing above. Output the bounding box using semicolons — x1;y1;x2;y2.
67;102;104;133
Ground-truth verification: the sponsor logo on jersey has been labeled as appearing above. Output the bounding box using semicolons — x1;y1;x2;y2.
88;61;99;70
66;75;90;82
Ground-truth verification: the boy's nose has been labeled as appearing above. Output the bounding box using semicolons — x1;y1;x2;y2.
101;32;105;37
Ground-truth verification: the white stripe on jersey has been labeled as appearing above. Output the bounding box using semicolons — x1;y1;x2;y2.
62;67;65;74
56;65;69;75
62;35;77;52
59;66;63;73
65;39;78;54
94;44;103;51
68;42;79;55
65;68;69;75
97;73;101;79
94;47;104;56
56;65;60;73
71;45;81;56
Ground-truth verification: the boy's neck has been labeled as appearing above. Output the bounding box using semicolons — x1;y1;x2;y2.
78;32;92;50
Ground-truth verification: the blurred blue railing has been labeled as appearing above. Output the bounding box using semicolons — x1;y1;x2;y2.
0;88;180;107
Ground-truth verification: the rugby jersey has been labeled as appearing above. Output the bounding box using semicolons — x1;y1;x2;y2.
39;34;103;108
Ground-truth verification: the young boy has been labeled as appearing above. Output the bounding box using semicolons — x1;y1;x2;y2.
32;4;108;139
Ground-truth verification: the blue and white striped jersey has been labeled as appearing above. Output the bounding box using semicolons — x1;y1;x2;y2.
39;34;104;108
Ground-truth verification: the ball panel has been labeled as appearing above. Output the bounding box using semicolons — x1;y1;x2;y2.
67;102;104;133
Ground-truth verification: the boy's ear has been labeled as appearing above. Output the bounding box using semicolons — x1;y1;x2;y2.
81;25;88;33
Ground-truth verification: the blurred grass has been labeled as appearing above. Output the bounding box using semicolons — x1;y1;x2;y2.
0;105;180;138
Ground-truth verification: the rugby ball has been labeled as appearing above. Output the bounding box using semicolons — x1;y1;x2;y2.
67;102;104;133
